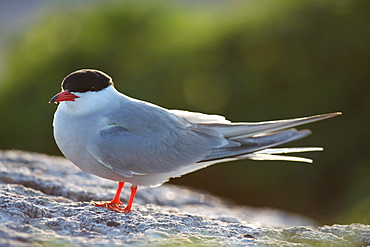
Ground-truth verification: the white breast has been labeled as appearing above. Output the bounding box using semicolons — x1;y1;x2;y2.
52;87;178;186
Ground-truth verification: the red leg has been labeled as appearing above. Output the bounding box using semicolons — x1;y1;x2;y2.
122;185;138;213
111;182;124;204
92;182;138;213
93;182;124;207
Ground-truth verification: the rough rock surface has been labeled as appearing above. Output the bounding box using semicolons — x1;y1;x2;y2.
0;150;369;246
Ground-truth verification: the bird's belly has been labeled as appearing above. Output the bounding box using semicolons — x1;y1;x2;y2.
53;114;128;182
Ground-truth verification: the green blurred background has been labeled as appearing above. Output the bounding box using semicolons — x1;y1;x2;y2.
0;0;369;225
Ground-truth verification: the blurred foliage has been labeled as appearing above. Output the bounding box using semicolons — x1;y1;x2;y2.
0;0;369;224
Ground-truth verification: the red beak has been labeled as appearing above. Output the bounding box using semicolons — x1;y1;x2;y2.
49;90;79;103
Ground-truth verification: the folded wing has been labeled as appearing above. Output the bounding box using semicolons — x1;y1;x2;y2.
87;99;340;178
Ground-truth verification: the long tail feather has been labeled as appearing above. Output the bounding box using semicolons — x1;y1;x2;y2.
195;112;341;164
199;129;312;162
244;154;315;163
242;147;324;163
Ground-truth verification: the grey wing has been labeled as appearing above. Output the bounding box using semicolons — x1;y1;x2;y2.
86;102;229;177
88;98;341;177
176;111;341;139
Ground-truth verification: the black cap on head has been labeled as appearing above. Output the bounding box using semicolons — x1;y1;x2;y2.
62;69;114;93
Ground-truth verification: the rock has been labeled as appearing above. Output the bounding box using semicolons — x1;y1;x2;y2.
0;150;369;246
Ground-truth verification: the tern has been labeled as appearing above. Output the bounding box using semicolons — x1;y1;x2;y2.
49;69;341;213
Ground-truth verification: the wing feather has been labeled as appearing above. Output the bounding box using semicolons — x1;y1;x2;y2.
199;129;311;162
198;112;341;139
87;97;340;178
87;101;227;177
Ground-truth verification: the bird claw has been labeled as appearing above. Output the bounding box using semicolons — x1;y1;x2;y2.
92;201;131;213
92;201;122;207
107;205;132;213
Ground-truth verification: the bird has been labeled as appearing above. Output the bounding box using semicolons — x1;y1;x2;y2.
49;69;341;213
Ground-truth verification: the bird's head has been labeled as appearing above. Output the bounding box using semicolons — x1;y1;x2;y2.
49;69;114;104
